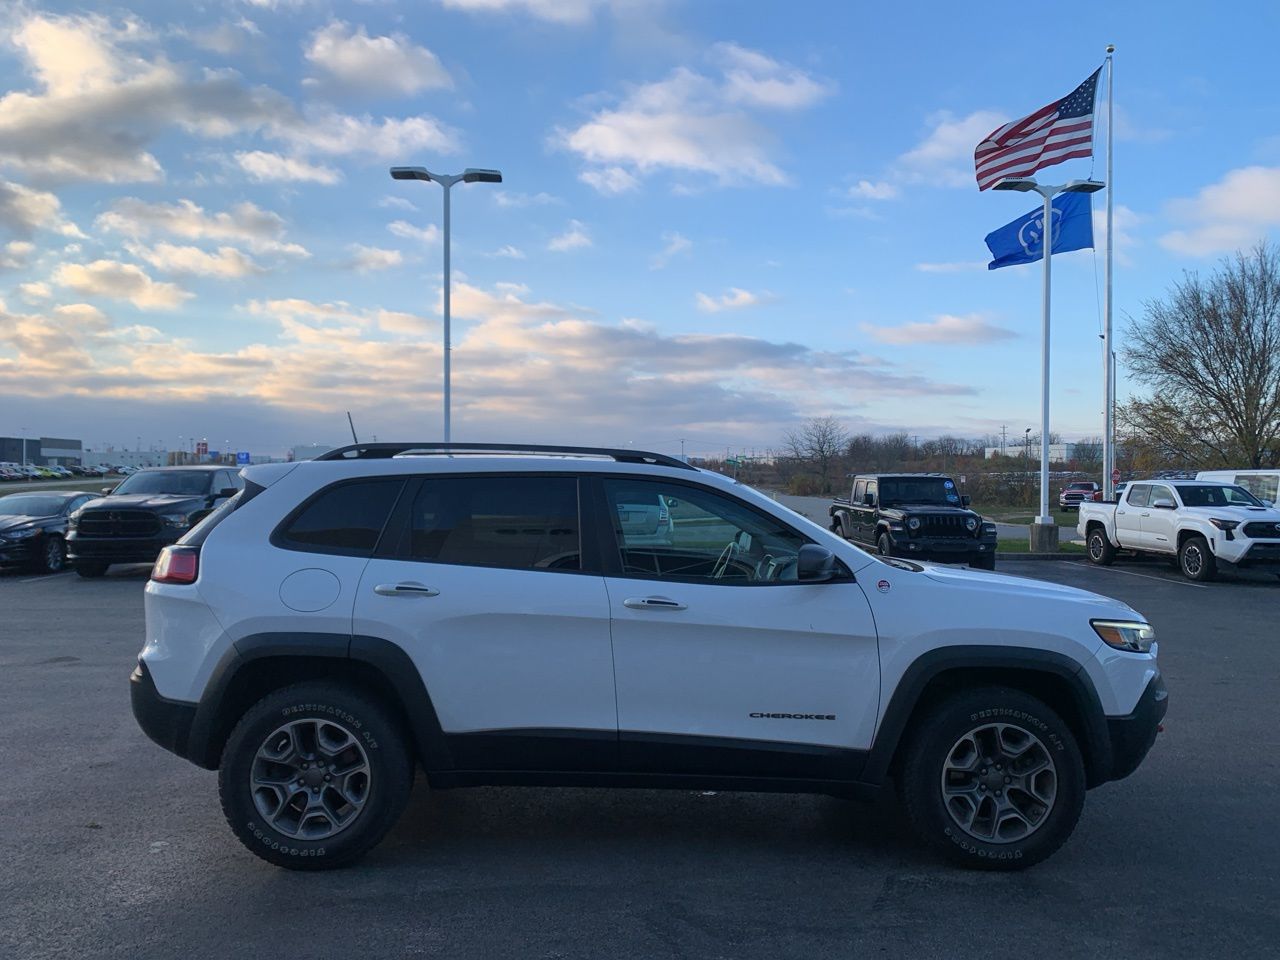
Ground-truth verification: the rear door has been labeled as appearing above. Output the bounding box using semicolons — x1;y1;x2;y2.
594;475;880;780
352;473;617;771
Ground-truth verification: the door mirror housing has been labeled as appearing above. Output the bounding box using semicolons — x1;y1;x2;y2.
102;486;114;495
1152;498;1176;510
961;494;972;507
797;544;838;582
1263;499;1275;508
863;492;876;507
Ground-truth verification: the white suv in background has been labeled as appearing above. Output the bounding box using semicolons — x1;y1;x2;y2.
131;443;1166;871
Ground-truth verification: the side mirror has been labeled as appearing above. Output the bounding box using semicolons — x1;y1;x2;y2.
102;486;114;494
1152;498;1176;510
665;498;679;508
863;493;875;506
1263;499;1275;508
797;544;837;582
961;495;972;507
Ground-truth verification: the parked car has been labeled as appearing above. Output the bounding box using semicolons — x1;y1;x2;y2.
1059;481;1101;511
66;466;244;577
0;491;98;572
1079;479;1280;581
131;442;1164;871
829;472;997;569
1196;469;1279;506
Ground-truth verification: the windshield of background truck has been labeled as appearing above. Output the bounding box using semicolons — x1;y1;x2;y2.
111;471;211;497
880;477;960;507
1177;484;1264;508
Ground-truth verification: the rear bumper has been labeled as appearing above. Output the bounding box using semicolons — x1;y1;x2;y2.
1104;673;1168;782
130;660;197;761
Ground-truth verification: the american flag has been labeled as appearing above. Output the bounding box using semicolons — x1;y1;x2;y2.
974;69;1101;191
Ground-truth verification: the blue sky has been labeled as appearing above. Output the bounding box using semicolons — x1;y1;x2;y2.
2;0;1278;459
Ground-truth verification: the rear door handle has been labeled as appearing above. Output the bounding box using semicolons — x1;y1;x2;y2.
374;582;440;597
623;596;687;611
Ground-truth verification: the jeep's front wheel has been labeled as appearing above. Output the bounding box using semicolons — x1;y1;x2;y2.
899;687;1085;870
219;681;413;870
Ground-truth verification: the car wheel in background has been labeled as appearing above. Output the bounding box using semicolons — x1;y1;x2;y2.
75;562;108;578
219;681;414;871
898;686;1085;870
971;554;996;571
1179;535;1217;582
38;536;66;574
1087;528;1115;566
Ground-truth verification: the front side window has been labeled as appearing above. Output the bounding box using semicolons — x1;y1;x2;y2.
277;479;404;555
1149;484;1177;507
1126;484;1151;507
602;478;809;584
852;479;867;503
405;476;581;571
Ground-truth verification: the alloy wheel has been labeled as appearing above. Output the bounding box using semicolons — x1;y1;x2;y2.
940;722;1057;844
249;718;371;841
1182;543;1203;576
44;538;65;572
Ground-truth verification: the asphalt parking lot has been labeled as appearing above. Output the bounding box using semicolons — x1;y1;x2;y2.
2;559;1278;960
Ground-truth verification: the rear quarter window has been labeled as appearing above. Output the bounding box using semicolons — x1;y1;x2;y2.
274;479;405;556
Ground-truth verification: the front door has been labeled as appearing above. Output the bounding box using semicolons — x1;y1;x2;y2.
1117;484;1149;548
353;473;617;771
1142;484;1179;553
594;475;880;781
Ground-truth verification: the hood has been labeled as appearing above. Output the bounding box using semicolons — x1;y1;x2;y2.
0;514;49;531
80;493;205;511
921;561;1137;612
1180;504;1280;523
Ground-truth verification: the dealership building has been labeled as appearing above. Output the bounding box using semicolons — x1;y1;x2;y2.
0;436;83;467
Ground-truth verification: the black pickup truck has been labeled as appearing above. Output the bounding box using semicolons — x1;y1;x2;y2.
66;466;244;577
829;473;997;569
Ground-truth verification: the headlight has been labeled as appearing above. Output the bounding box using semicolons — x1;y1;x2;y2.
160;513;190;528
965;517;978;531
67;510;82;527
907;517;922;531
1208;518;1239;532
6;527;39;540
1091;619;1155;653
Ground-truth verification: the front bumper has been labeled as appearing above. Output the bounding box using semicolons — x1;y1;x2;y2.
1105;673;1168;782
0;535;41;565
67;532;179;564
1228;541;1280;570
130;660;197;760
884;532;997;562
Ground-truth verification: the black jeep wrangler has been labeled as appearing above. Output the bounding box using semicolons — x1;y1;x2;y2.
829;473;997;569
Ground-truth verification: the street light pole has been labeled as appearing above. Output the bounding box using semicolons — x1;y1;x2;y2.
390;165;503;443
993;176;1105;532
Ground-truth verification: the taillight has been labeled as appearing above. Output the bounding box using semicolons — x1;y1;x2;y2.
152;546;199;584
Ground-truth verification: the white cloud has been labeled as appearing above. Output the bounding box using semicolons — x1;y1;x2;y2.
492;190;560;208
847;179;898;201
914;261;988;273
860;313;1016;346
1161;166;1280;256
896;110;1008;187
187;18;262;56
96;197;309;257
650;231;691;269
305;21;452;96
275;111;460;160
436;0;601;24
234;150;342;184
53;259;192;309
695;287;766;313
486;244;526;259
127;242;262;278
18;280;51;302
388;220;440;243
0;179;84;237
562;44;830;193
0;241;35;269
1092;203;1143;266
346;244;404;272
548;219;592;251
379;195;418;211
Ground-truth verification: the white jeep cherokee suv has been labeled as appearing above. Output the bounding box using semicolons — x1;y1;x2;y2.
131;443;1166;871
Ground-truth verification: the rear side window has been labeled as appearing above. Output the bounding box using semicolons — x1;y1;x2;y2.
404;476;580;571
277;479;404;556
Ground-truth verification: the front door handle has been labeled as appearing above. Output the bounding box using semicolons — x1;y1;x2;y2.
374;582;440;597
623;596;687;611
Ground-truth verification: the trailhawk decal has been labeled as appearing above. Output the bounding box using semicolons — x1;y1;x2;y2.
749;712;836;720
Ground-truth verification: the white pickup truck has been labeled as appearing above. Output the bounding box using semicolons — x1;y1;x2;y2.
1078;478;1280;581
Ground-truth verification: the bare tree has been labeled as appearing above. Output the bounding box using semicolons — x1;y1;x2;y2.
1124;243;1280;468
784;416;850;494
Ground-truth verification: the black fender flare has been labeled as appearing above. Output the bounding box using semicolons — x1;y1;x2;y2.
859;645;1113;788
185;632;451;772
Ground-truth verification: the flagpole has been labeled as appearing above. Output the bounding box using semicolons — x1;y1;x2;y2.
1039;188;1053;526
1103;44;1116;499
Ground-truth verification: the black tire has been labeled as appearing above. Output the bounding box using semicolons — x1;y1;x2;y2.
832;517;846;539
75;561;108;578
1178;535;1217;582
877;532;893;557
1086;527;1116;566
219;681;413;870
37;536;66;574
898;687;1085;870
971;553;996;571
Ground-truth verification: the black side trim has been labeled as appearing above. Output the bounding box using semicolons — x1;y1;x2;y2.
349;633;452;771
620;731;867;780
444;728;616;772
430;770;877;799
1106;673;1167;782
130;661;196;759
861;646;1112;788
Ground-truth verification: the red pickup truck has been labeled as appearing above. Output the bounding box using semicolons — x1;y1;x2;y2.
1059;481;1102;511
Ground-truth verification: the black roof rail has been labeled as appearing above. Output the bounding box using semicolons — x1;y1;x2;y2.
313;442;696;471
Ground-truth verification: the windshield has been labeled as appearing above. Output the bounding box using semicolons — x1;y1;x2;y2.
0;494;67;517
880;477;961;507
1177;484;1264;508
112;470;211;496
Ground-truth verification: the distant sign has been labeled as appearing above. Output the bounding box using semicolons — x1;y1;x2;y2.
1111;468;1121;484
196;440;208;457
237;451;251;465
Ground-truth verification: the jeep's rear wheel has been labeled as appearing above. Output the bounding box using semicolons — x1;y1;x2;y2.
219;681;413;870
1087;528;1116;566
899;687;1085;869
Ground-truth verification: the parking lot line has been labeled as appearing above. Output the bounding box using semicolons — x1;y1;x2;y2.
1066;563;1209;589
17;574;63;584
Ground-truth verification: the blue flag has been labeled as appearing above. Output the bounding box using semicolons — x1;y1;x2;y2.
985;191;1093;270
